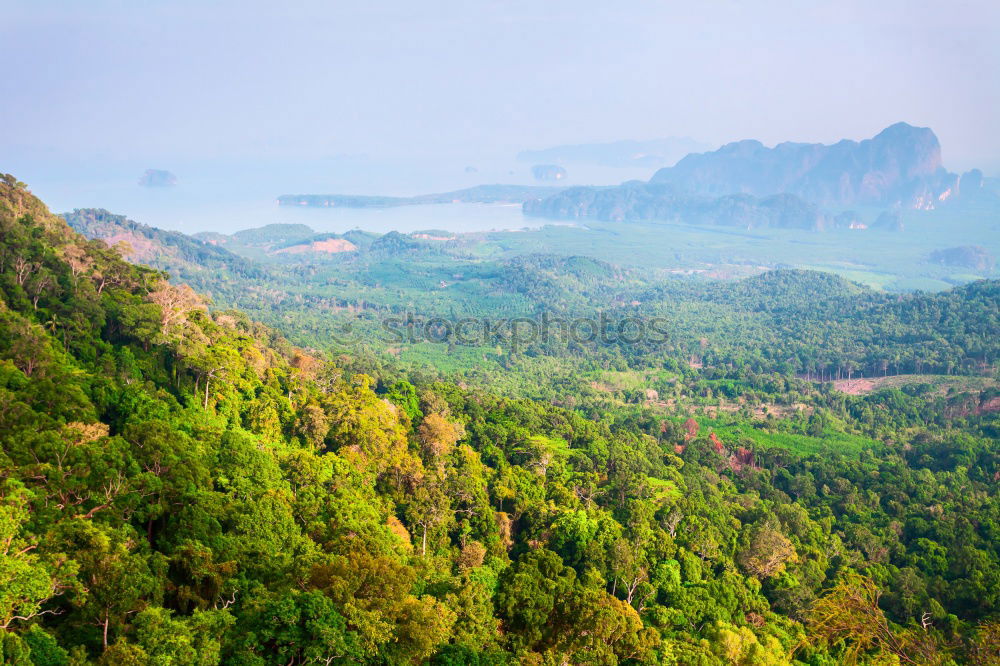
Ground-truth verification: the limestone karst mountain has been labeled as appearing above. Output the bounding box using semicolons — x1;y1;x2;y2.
649;122;955;208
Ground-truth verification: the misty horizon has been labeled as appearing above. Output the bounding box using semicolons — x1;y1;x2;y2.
4;1;1000;171
3;1;1000;240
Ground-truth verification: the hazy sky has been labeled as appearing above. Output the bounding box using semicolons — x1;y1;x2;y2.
3;0;999;171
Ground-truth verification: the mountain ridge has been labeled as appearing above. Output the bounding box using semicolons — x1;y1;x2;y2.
63;208;268;285
650;122;955;208
523;122;997;226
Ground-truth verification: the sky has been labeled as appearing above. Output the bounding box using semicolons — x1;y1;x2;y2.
3;0;999;173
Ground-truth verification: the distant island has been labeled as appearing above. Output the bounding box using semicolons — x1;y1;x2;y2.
278;184;566;208
138;168;177;187
531;164;567;181
524;183;832;230
518;137;711;168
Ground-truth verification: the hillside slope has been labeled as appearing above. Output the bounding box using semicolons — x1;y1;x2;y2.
64;208;268;287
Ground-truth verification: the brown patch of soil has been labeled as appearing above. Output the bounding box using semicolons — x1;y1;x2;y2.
273;238;357;254
833;378;877;395
101;232;158;261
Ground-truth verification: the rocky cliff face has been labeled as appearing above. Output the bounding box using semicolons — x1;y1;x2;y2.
650;122;954;208
872;210;905;232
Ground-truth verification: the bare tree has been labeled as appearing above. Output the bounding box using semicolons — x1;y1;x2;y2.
29;272;52;309
13;256;35;286
148;282;205;338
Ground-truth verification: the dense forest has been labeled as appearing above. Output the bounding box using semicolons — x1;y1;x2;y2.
64;210;1000;399
2;173;1000;664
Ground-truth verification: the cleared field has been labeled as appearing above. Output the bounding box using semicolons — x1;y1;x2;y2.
832;374;998;396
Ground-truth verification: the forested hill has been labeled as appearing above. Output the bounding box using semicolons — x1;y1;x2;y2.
633;270;1000;378
4;173;1000;664
63;208;268;288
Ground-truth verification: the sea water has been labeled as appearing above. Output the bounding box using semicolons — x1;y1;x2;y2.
13;156;648;235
